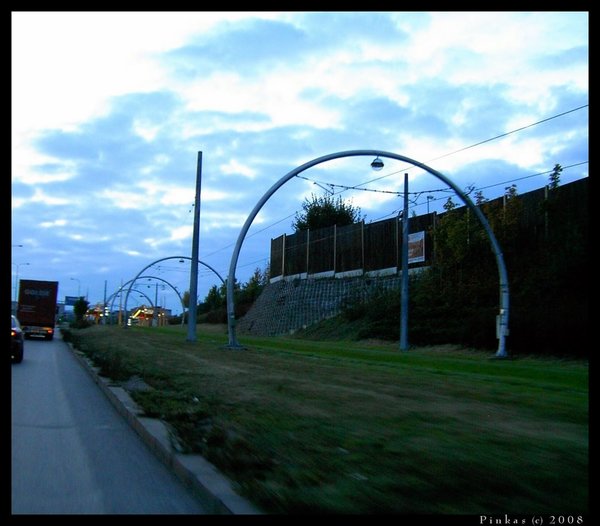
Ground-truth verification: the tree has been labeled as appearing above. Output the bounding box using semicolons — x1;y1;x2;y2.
73;297;89;322
240;267;268;304
484;184;523;244
198;266;270;323
182;290;190;309
443;196;457;212
549;163;562;190
474;190;488;206
204;285;225;311
71;297;90;328
292;194;363;232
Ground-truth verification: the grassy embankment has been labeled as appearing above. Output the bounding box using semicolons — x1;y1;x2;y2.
64;323;588;514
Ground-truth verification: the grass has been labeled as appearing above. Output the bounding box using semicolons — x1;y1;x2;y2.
65;323;588;514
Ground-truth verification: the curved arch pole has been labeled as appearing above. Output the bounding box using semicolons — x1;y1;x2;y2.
108;276;186;326
111;289;155;324
123;256;225;330
226;150;509;357
107;281;160;313
108;287;154;316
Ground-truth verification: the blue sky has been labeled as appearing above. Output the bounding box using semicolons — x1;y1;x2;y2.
11;11;588;314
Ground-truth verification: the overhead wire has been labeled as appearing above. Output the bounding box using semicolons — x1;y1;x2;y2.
195;104;588;278
351;104;589;189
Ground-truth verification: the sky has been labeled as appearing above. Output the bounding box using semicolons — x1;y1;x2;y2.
11;11;589;315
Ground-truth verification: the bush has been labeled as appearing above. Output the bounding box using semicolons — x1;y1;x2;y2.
341;287;400;341
69;319;93;329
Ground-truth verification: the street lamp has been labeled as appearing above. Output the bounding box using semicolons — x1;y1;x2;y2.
427;195;434;215
187;151;203;342
70;277;81;297
225;150;510;358
12;262;30;302
122;255;224;332
370;156;384;171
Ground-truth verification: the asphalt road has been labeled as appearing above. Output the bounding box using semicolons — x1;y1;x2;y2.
11;330;207;514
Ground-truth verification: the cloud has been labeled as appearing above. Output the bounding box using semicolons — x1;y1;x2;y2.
39;219;68;228
220;159;257;179
99;189;151;210
28;188;71;207
11;12;588;307
165;18;309;78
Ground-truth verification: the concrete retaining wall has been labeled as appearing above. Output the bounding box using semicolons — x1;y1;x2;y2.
237;274;403;336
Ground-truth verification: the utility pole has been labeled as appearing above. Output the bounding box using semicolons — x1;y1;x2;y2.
187;151;202;342
400;173;409;351
118;278;123;326
154;282;159;327
103;280;107;325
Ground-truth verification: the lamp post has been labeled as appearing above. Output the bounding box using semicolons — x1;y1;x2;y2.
122;255;224;332
225;150;510;358
107;276;186;326
70;277;81;297
400;173;409;351
153;281;159;327
427;195;434;215
12;262;30;302
187;151;203;342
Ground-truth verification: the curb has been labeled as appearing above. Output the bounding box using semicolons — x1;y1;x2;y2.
64;337;262;515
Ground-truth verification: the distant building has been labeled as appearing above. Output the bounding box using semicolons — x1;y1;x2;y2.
128;305;172;327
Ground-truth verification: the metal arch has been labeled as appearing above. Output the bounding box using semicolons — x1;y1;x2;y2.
107;286;154;313
109;277;183;312
112;289;155;318
226;149;510;357
108;275;186;326
123;256;225;329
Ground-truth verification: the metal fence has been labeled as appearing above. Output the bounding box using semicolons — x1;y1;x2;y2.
270;213;435;280
270;177;588;281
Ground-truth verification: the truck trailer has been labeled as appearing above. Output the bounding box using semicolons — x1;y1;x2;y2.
16;279;59;340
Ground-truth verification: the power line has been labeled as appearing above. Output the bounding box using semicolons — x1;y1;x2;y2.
353;104;589;188
405;161;589;214
298;159;589;210
474;161;588;192
295;174;451;197
199;104;588;268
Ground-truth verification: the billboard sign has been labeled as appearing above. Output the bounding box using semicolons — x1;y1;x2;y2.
64;295;83;306
408;231;426;264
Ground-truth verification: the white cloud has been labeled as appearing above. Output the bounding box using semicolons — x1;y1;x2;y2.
132;119;162;142
99;189;151;210
133;183;230;206
135;155;173;177
220;159;257;179
29;188;71;206
12;140;78;185
11;12;236;134
201;211;254;230
159;187;194;205
10;12;588;305
39;219;67;228
120;248;144;257
179;68;342;130
169;225;193;241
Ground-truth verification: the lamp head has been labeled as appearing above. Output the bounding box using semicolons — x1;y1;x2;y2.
371;156;384;171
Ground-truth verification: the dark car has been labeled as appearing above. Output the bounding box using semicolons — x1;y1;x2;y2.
11;315;24;363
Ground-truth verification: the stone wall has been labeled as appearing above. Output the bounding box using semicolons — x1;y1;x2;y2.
236;274;402;336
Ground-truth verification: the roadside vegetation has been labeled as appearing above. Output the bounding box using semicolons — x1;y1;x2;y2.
189;169;588;358
66;170;588;512
62;323;588;514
